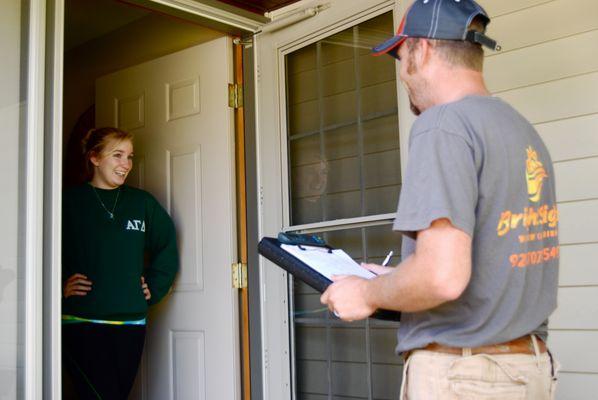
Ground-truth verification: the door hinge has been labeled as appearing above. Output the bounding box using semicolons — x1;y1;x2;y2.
232;262;248;289
228;83;244;109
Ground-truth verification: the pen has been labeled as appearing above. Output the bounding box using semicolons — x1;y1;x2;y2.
382;250;393;267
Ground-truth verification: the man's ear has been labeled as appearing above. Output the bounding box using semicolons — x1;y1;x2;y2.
417;39;433;67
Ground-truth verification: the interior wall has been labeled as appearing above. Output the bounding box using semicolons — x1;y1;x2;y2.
63;11;225;155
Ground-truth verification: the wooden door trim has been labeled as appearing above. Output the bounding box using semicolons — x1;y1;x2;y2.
233;39;252;400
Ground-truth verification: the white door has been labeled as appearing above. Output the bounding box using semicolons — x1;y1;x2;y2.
96;36;240;400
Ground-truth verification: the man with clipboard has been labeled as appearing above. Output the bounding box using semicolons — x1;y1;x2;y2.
320;1;560;399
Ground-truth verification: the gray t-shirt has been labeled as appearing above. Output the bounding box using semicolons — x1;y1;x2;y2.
393;95;559;353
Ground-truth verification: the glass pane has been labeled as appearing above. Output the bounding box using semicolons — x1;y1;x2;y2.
286;12;401;225
293;225;403;399
0;1;29;398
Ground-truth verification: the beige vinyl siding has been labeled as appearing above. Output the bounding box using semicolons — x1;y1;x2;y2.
483;0;598;398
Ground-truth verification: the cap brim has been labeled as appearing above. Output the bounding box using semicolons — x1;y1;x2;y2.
371;34;407;59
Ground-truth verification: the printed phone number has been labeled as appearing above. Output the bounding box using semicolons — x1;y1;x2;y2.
509;246;560;268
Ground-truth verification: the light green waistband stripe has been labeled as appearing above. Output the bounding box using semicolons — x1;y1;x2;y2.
62;314;146;325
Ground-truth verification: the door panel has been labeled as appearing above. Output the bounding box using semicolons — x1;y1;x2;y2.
96;36;239;400
172;330;206;400
169;146;205;292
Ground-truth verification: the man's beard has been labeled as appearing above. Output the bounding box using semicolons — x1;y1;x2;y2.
404;56;423;116
409;98;421;116
404;84;423;116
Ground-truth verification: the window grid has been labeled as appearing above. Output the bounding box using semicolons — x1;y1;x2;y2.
286;11;401;400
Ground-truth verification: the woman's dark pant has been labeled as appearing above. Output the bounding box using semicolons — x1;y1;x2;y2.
63;323;146;400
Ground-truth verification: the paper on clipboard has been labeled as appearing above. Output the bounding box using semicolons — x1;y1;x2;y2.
281;244;376;281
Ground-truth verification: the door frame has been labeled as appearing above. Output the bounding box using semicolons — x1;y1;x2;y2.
44;1;65;399
254;0;414;398
44;1;265;398
233;40;253;400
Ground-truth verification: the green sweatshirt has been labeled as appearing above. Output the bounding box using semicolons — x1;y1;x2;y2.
62;184;179;321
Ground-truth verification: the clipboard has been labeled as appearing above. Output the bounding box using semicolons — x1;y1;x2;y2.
258;236;400;321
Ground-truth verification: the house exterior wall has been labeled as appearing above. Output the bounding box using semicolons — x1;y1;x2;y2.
482;0;598;398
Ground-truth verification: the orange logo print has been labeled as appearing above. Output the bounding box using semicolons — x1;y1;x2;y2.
525;146;548;203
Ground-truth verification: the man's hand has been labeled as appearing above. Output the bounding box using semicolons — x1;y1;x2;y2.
63;273;92;298
141;276;151;300
320;275;376;321
361;262;394;276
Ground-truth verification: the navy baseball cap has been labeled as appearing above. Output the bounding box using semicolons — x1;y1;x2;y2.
372;0;500;59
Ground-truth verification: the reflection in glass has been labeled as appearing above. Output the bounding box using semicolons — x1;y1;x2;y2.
286;12;401;226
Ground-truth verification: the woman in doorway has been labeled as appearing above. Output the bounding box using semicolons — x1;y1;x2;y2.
62;127;179;399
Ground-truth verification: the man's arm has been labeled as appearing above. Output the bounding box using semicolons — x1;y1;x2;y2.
320;218;472;320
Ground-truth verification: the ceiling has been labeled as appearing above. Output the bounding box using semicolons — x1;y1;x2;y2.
64;0;304;52
65;0;150;51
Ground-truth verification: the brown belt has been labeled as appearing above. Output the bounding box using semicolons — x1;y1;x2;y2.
419;335;547;356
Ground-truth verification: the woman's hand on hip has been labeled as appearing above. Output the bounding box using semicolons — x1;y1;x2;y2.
63;273;92;298
141;276;151;300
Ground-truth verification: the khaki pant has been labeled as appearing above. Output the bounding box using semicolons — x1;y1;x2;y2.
400;339;560;399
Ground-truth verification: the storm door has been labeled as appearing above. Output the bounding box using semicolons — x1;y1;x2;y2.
284;12;405;400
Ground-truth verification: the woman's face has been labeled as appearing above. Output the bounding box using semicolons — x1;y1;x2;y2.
90;138;133;189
